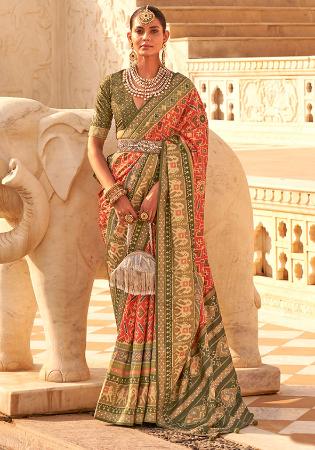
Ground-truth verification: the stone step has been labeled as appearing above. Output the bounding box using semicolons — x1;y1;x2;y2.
159;7;315;23
137;0;315;6
169;22;315;38
171;36;315;58
0;414;185;450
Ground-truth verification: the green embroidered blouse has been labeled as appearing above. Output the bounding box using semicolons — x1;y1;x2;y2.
89;70;155;140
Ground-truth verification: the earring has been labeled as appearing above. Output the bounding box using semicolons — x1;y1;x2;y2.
129;42;137;67
161;42;167;67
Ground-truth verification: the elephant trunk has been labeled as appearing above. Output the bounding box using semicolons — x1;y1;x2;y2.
0;159;50;263
0;184;23;224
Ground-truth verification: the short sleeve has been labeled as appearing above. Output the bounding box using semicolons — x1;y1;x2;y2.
88;75;113;140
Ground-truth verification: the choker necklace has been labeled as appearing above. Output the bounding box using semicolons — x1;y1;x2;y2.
123;65;173;100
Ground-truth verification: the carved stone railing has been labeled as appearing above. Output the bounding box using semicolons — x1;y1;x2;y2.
189;56;315;145
248;175;315;317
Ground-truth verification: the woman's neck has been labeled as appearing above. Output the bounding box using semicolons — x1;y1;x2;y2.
136;56;161;79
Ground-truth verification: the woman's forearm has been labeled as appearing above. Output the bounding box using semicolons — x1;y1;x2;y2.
87;136;116;190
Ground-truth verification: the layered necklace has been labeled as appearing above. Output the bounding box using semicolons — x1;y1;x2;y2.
123;65;173;100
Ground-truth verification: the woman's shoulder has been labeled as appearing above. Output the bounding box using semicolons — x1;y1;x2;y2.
172;71;196;90
101;69;124;83
97;69;124;88
108;69;125;80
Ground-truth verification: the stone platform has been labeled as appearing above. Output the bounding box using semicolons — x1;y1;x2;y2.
0;411;313;450
0;414;185;450
0;366;105;418
0;364;280;418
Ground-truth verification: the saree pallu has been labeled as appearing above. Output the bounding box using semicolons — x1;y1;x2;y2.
92;72;255;438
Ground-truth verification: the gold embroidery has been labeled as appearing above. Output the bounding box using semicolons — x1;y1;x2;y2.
220;387;238;407
88;125;110;140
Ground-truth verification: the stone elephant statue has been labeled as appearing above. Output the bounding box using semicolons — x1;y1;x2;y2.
203;131;262;368
0;97;261;385
0;97;105;382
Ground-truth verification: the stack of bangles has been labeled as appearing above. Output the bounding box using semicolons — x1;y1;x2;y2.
104;182;127;206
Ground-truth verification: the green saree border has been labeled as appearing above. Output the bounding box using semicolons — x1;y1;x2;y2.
156;137;201;428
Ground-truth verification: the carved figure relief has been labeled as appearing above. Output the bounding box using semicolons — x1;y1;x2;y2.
240;79;298;123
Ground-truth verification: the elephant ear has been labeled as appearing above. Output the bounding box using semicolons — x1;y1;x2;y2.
38;111;90;201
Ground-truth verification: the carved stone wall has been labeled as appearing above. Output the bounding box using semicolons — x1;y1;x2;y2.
0;0;54;105
0;0;137;108
190;56;315;145
191;57;315;126
65;0;136;108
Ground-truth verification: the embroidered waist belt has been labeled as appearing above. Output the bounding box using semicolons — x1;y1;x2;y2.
117;139;163;154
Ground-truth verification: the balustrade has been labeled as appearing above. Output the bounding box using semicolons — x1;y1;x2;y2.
190;56;315;128
249;178;315;287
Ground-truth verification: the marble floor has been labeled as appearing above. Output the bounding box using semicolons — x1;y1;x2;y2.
30;279;315;449
234;146;315;181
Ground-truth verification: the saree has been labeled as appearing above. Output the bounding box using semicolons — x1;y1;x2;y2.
88;69;256;438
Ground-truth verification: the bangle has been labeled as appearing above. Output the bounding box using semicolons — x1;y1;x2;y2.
104;182;121;198
109;188;127;206
103;182;127;206
104;182;124;201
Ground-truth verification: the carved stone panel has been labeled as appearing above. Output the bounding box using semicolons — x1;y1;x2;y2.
66;0;136;108
0;0;137;108
0;0;53;105
240;79;298;123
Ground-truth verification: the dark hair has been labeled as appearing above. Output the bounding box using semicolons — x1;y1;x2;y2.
130;5;167;32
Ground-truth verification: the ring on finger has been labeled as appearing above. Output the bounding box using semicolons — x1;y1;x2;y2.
124;213;134;224
140;211;149;222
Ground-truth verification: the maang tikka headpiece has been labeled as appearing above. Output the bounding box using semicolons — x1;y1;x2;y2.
139;5;155;25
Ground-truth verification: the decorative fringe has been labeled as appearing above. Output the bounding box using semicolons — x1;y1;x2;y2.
110;250;156;295
139;426;261;450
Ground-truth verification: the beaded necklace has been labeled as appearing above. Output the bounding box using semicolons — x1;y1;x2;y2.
123;65;173;100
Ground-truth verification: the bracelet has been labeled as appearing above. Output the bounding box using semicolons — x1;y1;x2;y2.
104;182;122;199
109;188;127;206
104;182;124;201
104;182;127;206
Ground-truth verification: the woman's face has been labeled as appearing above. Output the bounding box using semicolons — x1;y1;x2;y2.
128;16;169;59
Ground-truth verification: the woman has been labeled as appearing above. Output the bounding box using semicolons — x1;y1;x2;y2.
88;4;257;440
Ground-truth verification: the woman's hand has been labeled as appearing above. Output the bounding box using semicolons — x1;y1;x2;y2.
139;181;160;223
113;195;138;224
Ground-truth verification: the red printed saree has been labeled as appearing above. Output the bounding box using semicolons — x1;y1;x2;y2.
89;69;255;438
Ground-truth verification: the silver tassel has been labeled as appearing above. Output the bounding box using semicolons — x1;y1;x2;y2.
109;223;156;295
